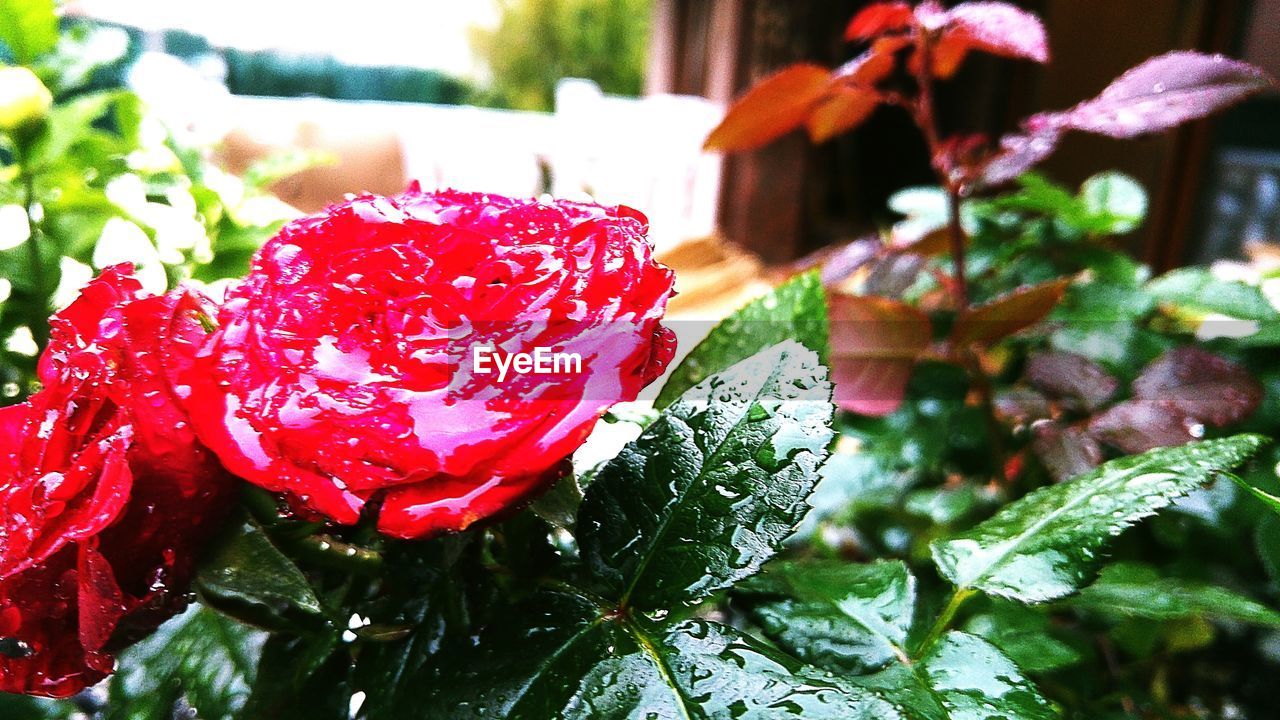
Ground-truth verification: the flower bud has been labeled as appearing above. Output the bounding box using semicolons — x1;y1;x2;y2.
0;66;52;133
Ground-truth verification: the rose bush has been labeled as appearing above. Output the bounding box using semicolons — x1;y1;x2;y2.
0;267;232;697
180;188;676;539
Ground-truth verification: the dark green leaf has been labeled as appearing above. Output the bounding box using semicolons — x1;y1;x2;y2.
1147;268;1280;322
930;435;1267;603
1225;470;1280;518
962;602;1083;674
401;590;900;719
355;537;488;719
195;515;325;632
735;560;914;674
0;0;57;64
855;632;1056;720
241;632;350;720
1065;563;1280;627
655;272;828;409
107;605;266;720
0;694;79;719
579;341;834;609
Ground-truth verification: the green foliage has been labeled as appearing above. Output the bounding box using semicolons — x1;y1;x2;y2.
107;606;266;720
0;2;289;405
472;0;653;111
655;271;829;408
931;436;1267;603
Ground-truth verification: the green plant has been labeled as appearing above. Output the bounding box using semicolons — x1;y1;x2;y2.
0;2;289;403
471;0;652;111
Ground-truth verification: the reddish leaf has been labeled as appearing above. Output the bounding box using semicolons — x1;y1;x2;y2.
807;38;906;143
807;89;880;143
845;2;915;40
1025;351;1119;412
952;278;1070;346
977;128;1062;188
1088;400;1201;454
1030;51;1276;139
704;64;832;152
1132;347;1263;426
1032;422;1102;482
828;293;932;416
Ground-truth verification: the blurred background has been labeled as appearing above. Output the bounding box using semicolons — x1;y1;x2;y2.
57;0;1280;281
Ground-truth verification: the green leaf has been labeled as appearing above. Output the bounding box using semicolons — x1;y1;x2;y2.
857;632;1056;720
734;560;914;674
399;591;901;719
355;537;487;719
1065;563;1280;627
0;694;79;719
241;632;351;720
962;602;1083;674
1079;171;1147;235
1225;470;1280;517
930;435;1267;603
579;341;834;609
195;515;325;632
654;271;828;409
0;0;58;64
1147;268;1280;322
107;605;266;720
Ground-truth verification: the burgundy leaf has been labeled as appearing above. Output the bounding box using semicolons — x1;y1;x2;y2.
845;2;915;40
1132;347;1263;426
829;293;932;416
931;2;1049;78
1031;52;1276;139
978;128;1062;188
995;387;1053;424
1032;422;1102;482
864;253;927;298
1025;351;1119;412
1088;400;1203;454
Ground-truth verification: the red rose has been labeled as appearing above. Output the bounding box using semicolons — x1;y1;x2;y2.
0;266;233;697
182;189;676;539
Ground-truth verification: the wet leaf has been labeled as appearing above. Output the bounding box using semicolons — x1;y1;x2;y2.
399;592;899;719
1087;400;1200;454
932;2;1050;78
107;605;266;720
704;65;832;152
1066;563;1280;627
829;293;931;416
0;0;58;64
241;632;350;720
930;435;1267;602
195;515;325;632
580;341;834;609
963;602;1083;673
854;631;1056;720
952;279;1070;346
1029;52;1275;139
1024;351;1119;412
979;129;1062;188
735;560;915;674
1131;347;1263;426
656;271;828;409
